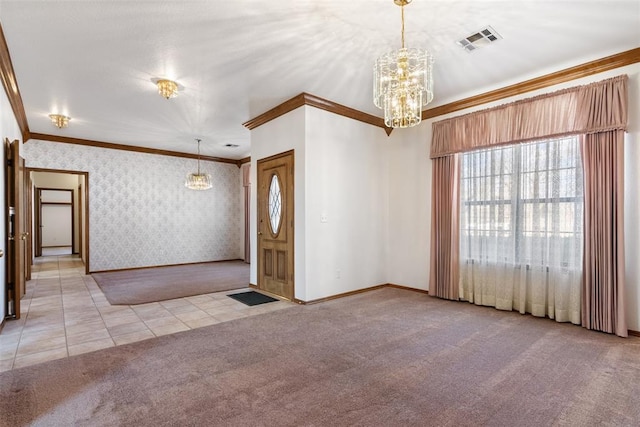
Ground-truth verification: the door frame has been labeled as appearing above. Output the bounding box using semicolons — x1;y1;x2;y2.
27;168;90;274
256;150;295;300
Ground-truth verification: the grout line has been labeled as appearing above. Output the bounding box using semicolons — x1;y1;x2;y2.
5;256;295;370
58;255;72;359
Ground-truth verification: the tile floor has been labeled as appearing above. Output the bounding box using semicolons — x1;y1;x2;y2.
0;255;294;372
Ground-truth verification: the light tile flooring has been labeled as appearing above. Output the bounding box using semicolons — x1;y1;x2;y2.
0;255;294;372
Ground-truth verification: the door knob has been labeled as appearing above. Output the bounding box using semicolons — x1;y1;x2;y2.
258;232;263;235
0;249;4;258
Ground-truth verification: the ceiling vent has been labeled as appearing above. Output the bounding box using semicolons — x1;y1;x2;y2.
456;26;502;52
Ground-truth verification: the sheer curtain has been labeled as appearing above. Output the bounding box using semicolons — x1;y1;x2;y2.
459;136;583;324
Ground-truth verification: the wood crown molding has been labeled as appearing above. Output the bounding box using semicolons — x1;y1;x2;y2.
0;23;30;142
242;48;639;136
243;92;393;135
422;47;640;120
28;133;240;166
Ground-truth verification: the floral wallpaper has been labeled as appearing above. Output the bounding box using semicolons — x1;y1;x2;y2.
23;140;241;271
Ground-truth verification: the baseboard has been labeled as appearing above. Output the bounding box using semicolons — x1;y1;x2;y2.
386;284;430;295
293;283;428;305
628;329;640;337
90;258;245;274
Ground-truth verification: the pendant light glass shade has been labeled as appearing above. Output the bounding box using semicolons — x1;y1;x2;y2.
185;139;212;190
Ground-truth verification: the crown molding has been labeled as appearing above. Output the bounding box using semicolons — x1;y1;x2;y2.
237;156;251;165
243;92;393;135
242;48;640;136
0;23;29;142
28;133;240;165
422;47;640;120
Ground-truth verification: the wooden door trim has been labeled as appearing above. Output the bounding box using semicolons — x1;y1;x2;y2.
35;188;41;257
25;171;32;280
37;188;74;254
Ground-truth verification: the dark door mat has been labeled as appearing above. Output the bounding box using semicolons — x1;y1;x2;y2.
227;291;279;306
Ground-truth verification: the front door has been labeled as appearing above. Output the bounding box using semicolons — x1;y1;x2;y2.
257;150;294;300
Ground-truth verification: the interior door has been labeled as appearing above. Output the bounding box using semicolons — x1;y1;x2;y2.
25;171;31;280
257;150;294;300
5;138;25;318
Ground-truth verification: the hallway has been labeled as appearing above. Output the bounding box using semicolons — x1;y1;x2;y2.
0;255;293;371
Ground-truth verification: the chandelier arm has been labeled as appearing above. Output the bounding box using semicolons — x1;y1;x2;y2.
197;139;202;175
401;3;405;49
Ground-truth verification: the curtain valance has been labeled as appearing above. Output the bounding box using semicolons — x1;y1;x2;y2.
430;75;628;159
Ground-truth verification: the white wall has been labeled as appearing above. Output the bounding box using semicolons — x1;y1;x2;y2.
41;204;72;246
304;107;389;300
250;108;306;298
23;140;242;272
387;124;432;290
387;63;640;331
0;86;23;323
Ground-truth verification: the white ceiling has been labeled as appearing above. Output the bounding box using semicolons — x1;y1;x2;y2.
0;0;638;160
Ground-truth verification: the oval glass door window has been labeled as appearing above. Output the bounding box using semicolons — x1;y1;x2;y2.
268;174;282;235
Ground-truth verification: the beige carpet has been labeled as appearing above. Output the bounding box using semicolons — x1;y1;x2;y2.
92;260;250;305
2;287;640;426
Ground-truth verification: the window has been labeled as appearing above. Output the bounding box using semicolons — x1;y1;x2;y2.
460;136;583;270
459;135;583;322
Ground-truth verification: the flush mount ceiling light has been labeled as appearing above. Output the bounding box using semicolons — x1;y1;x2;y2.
48;114;70;129
156;79;179;99
185;138;212;191
374;0;434;128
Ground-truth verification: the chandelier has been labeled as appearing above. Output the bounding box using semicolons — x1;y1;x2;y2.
185;139;212;190
373;0;433;128
49;114;70;128
157;79;179;99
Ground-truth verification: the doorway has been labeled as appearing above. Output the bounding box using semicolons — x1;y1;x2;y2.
257;150;294;300
28;169;90;274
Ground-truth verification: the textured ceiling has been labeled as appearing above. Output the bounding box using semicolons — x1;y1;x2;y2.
0;0;638;160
